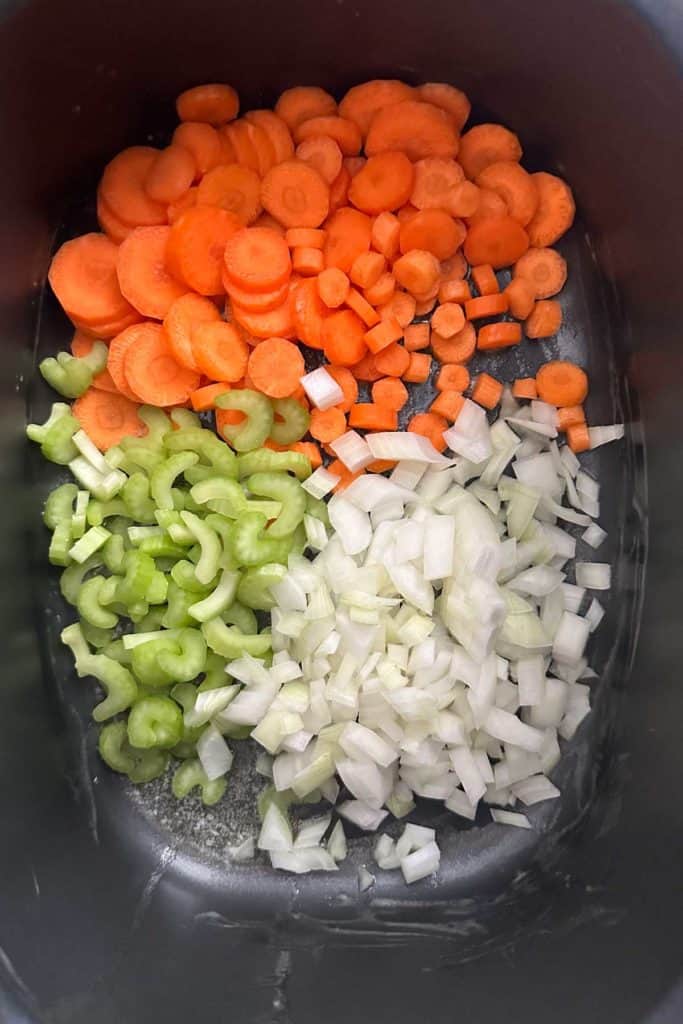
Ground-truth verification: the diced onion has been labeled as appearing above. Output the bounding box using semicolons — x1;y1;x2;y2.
300;367;344;410
490;808;532;829
367;431;452;464
330;430;374;472
302;467;341;499
197;724;233;780
575;561;611;590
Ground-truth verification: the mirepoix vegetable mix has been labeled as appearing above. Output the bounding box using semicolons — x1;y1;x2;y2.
28;77;625;884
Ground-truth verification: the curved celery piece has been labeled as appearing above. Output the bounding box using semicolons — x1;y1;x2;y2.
236;448;311;481
246;472;306;539
165;427;237;479
127;695;183;750
187;569;239;623
129;601;151;623
222;601;258;635
203;514;236;562
39;348;103;399
198;653;230;692
156;628;207;682
86;498;130;527
48;522;73;566
26;402;71;443
118;550;156;606
121;445;165;475
232;511;293;567
61;623;137;720
80;621;114;649
138;535;188;560
215;390;274;452
291;522;307;557
77;576;118;628
130;637;179;688
43;482;78;530
41;413;80;465
154;509;194;545
146;570;168;606
237;563;287;611
151;452;199;511
102;533;126;574
161;581;194;628
122;473;157;523
270;398;310;445
124;406;171;450
180;511;222;584
190;476;247;517
101;639;131;665
170;408;201;431
60;553;103;605
171;682;197;713
170;559;214;595
202;616;271;659
98;721;169;782
305;493;330;527
171;758;227;805
135;606;166;633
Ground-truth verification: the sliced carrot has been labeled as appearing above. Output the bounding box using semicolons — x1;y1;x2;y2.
404;323;431;352
107;325;149;401
217;128;237;165
471;264;499;296
514;247;567;299
116;226;187;320
322;309;367;366
286;227;326;250
416;82;470;132
504;278;536;320
410;157;464;212
370;211;401;261
176;84;239;126
172;123;222;177
449;181;481;218
294;116;361;156
243;120;277;176
324;207;372;272
512;377;538;400
222;226;291;293
167;187;198;225
292;246;324;275
343;156;366;178
472;372;503;409
348;404;398;431
347;151;415;215
191;322;249;382
224;120;261;173
408;412;447;452
326;365;358;411
414;296;438;318
164;293;221;371
345;287;380;327
393;250;441;295
97;193;134;244
261;159;330;229
430;389;465;422
167;206;243;295
70;331;118;392
437;363;470;392
275;86;337;132
476;161;538;226
246;337;304;398
364;272;396;307
197;164;262;224
327;458;366;491
373;342;410;378
292;278;329;349
458;124;522;181
464;216;529;269
317;267;350;309
296;135;343;184
372;377;409;411
72;388;145;450
223;273;290;312
339;80;414;138
71;309;141;342
557;404;585;430
124;323;200;405
49;233;134;326
309;406;347;443
477;322;522;350
431;302;466;338
430;322;476;364
190;381;231;411
438;279;471;304
403;352;432;383
350;251;386;290
397;204;421;225
440;251;468;282
99;147;167;227
328;166;351;214
144;146;196;205
525;299;563;339
232;293;296;340
466;187;507;225
289;441;322;469
465;293;509;320
378;291;416;328
536;360;588;407
567;422;591;453
399;209;465;261
349;351;382;382
366;459;397;473
244;110;295;164
366;101;458;161
526;172;576;247
364;316;403;355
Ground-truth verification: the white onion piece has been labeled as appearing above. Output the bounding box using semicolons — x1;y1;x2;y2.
343;474;415;512
390;460;429;489
258;803;293;852
507;417;557;439
302;467;341;500
531;401;558;427
483;707;545;753
374;834;401;869
358;866;376;891
339;722;397;767
327;496;371;555
367;431;452;464
552;611;590;666
330;430;374;472
445;788;478;820
337;799;389;831
197;725;233;780
511;774;560;805
270;848;338;873
585;598;605;632
326;820;347;861
449;746;487;804
300;367;344;410
575;561;611;590
490;808;532;829
561;582;585;613
400;840;441;883
422;514;455;581
589;424;624;449
294;813;332;848
227;836;255;862
516;656;546;706
444;400;493;463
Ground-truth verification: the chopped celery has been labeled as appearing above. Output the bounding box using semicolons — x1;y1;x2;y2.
222;601;258;635
236;448;311;480
138;534;188;560
77;576;119;628
232;511;294;567
102;533;126;574
171;758;227;805
99;721;169;782
269;398;310;446
80;621;114;649
198;653;230;691
39;348;101;398
156;627;207;682
202;616;271;659
86;498;129;526
246;472;306;538
68;525;110;564
180;511;222;584
151;451;199;510
71;490;89;539
117;550;156;605
188;569;239;622
237;564;287;611
190;476;247;516
60;554;103;606
48;521;73;566
29;407;80;465
165;427;237;478
170;559;214;594
170;408;201;431
162;580;196;628
122;473;157;523
127;695;183;749
130;637;180;688
305;493;330;527
26;402;72;443
43;482;77;530
215;389;273;452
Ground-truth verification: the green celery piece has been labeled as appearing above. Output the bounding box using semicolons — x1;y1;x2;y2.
165;426;237;478
201;616;271;659
156;627;207;682
134;606;167;632
269;397;310;445
188;569;239;623
138;535;188;560
236;563;287;611
80;621;114;649
127;695;183;750
215;390;274;452
198;653;230;691
190;476;247;516
151;452;199;510
68;525;110;564
117;549;156;606
246;472;306;538
146;570;168;605
171;758;227;805
48;521;73;566
170;559;214;594
305;493;330;526
39;351;93;398
130;637;180;688
98;720;169;782
180;511;222;584
86;498;130;527
26;402;72;443
61;623;137;720
40;413;80;465
77;575;119;628
59;553;103;606
232;511;294;567
222;600;258;635
43;482;78;529
101;639;132;665
122;473;157;523
170;408;201;431
102;533;126;574
236;448;311;480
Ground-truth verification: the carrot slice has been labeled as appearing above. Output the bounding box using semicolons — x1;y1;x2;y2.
526;172;576;247
348;404;398;431
440;251;468;282
408;412;447;452
567;423;591;454
471;372;503;409
348;152;415;215
458;124;522;181
172;123;222;176
317;267;350;309
466;188;506;225
449;181;481;219
536;360;588;407
464;216;529;269
243;121;277;176
366;101;458;161
371;377;408;411
261;159;330;229
225;120;261;173
430;389;465;422
347;353;379;382
223;226;291;293
556;404;585;430
393;250;441;294
416;83;471;132
326;458;365;491
365;316;403;355
439;279;471;304
378;291;416;328
164;293;221;371
477;322;522;350
328;166;351;214
70;331;118;393
167;187;198;225
431;302;466;338
49;233;134;326
465;294;509;320
410;157;465;212
167;206;243;295
223;273;290;312
350;252;385;291
504;278;536;320
197;164;262;224
512;378;538;400
471;264;499;296
176;84;239;126
232;293;296;340
309;406;347;443
99;147;167;227
116;226;188;320
294;117;361;156
292;246;324;275
339;80;414;138
124;324;200;406
286;228;326;250
294;134;342;185
244;110;295;163
292;278;329;349
364;272;396;307
289;440;322;469
253;212;286;236
275;87;337;132
107;324;150;401
399;209;465;261
430;322;476;363
188;321;249;382
437;364;470;393
370;211;401;261
324;207;372;272
145;146;196;205
514;247;567;299
343;156;366;177
403;352;432;383
345;287;380;327
404;323;431;352
322;309;367;366
476;161;538;226
72;388;146;450
70;309;142;341
190;381;231;411
326;366;358;412
525;299;563;339
373;343;410;378
97;193;134;244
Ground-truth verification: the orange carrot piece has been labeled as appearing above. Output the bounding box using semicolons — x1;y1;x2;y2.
345;287;381;327
164;293;221;371
327;457;366;491
431;302;466;338
410;157;464;212
197;164;262;224
247;336;305;398
285;227;326;250
172;123;222;176
526;172;575;247
366;459;397;473
321;308;367;366
124;323;200;405
567;423;591;453
458;124;522;181
294;116;361;156
191;322;249;382
511;378;538;400
72;388;146;450
477;322;522;351
377;291;415;328
326;365;358;412
504;278;536;320
403;352;432;383
350;251;386;290
525;299;563;339
464;216;529;269
339;80;414;138
557;404;586;431
476;161;538;226
70;331;118;392
244;109;295;164
231;294;296;340
465;293;509;320
438;279;471;304
309;406;347;443
348;152;414;215
440;251;468;281
366;100;458;161
328;166;351;214
372;377;409;411
223;226;291;293
370;211;401;261
261;159;330;229
407;412;447;452
223;273;290;312
430;389;465;422
350;352;382;382
514;247;567;298
471;264;499;296
117;226;187;320
144;146;196;205
436;363;470;392
416;82;470;132
292;246;324;276
296;135;343;184
49;233;135;328
363;272;395;307
449;181;481;218
97;193;135;244
404;323;431;352
107;325;151;401
167;187;198;225
414;297;438;318
190;381;231;411
393;250;441;295
223;120;260;172
466;187;507;225
292;278;329;349
317;267;350;309
373;343;410;378
176;84;239;126
99;147;167;226
472;372;503;409
289;440;322;469
536;361;588;407
275;86;337;132
348;404;398;431
399;209;465;261
430;322;476;364
244;120;277;176
324;207;372;272
167;206;243;295
364;316;403;355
